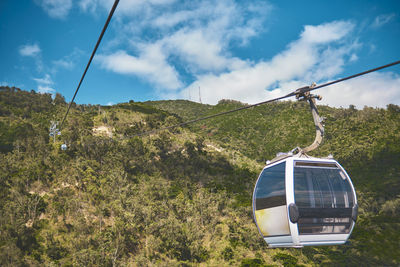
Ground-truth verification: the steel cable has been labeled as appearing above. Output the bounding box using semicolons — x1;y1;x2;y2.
60;0;120;130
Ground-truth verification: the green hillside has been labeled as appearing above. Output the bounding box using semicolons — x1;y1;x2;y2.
1;86;399;266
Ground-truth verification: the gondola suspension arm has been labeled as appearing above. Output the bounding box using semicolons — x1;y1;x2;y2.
294;83;325;154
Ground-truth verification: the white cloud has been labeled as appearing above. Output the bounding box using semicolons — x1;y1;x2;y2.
117;0;176;15
164;29;247;72
154;0;268;72
37;85;56;94
19;43;44;71
53;59;74;69
307;40;361;81
319;72;400;108
19;44;41;57
151;0;267;75
78;0;98;13
177;20;359;105
300;21;354;44
95;0;269;91
349;53;358;62
97;47;182;90
152;9;194;28
371;13;396;29
35;0;73;19
34;74;57;97
52;48;83;70
78;0;176;15
368;44;377;54
33;74;53;85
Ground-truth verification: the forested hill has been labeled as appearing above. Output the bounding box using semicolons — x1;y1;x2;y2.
0;86;399;266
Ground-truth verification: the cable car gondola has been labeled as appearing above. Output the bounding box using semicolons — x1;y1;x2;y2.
252;90;358;248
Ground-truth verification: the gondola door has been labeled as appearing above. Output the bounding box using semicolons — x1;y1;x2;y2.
253;160;293;247
292;159;357;246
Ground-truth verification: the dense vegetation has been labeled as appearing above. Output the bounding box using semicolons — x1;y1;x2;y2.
0;86;399;266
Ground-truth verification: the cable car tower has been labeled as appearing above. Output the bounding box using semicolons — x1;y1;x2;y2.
49;121;67;151
252;84;358;248
49;121;60;143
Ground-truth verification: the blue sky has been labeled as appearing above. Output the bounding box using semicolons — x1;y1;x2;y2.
1;0;399;108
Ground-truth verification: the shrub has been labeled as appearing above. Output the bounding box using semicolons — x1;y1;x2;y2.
240;258;265;267
272;253;299;267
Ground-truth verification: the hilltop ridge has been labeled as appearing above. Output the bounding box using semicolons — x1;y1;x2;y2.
0;86;399;266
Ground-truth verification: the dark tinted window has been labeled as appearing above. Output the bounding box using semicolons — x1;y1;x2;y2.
294;162;355;234
297;218;352;234
255;162;286;210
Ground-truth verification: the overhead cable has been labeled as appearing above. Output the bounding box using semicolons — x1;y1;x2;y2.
133;60;400;137
60;0;120;130
293;60;400;96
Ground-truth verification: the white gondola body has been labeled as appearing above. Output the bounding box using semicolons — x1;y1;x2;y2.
252;155;357;248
